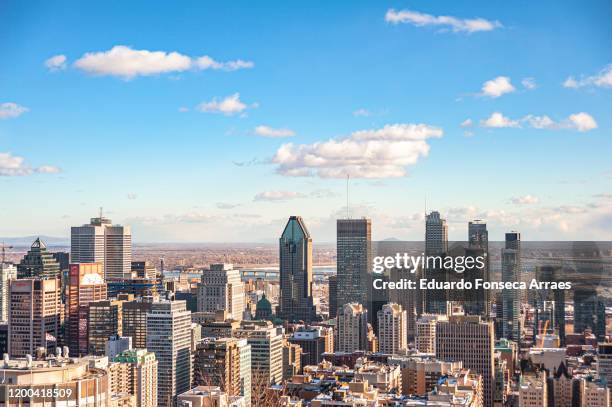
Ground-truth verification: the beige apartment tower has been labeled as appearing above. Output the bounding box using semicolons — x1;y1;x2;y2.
377;303;408;355
336;303;368;353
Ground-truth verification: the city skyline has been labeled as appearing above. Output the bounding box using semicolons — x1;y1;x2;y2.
1;1;611;243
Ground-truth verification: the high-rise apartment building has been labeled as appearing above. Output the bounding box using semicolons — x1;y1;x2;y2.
66;263;107;356
233;320;283;386
598;343;612;388
416;314;448;354
0;263;17;323
278;216;316;322
519;374;548;407
112;349;159;407
197;263;244;321
147;300;192;407
377;303;408;355
501;233;521;341
8;277;63;357
336;218;372;316
88;298;123;355
16;238;61;279
425;211;448;314
336;303;368;353
71;215;132;280
289;325;334;366
282;340;302;380
436;315;495;407
194;337;252;405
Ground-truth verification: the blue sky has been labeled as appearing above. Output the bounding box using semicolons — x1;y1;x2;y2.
1;0;611;242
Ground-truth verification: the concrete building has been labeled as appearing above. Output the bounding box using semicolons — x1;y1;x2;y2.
598;343;612;388
336;303;368;353
388;355;463;397
8;277;63;357
147;300;192;407
131;261;157;279
197;263;244;322
416;314;447;354
283;340;302;380
177;386;246;407
122;298;154;349
436;316;495;407
519;374;547;407
112;349;159;407
289;326;334;366
377;303;408;355
581;379;610;407
71;215;132;280
0;262;17;323
233;320;283;386
66;263;107;356
278;216;316;322
0;355;111;406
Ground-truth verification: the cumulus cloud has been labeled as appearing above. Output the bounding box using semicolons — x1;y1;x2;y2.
272;123;443;179
44;54;67;71
353;108;371;117
563;64;612;89
73;45;253;79
511;195;539;205
0;152;60;176
0;102;29;119
385;9;501;33
460;119;473;128
480;112;597;132
480;112;520;128
254;125;295;138
197;93;254;115
480;76;515;98
521;77;537;90
254;191;306;202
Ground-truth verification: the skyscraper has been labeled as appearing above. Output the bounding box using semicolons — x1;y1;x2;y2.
468;220;488;249
501;232;521;341
336;218;372;316
468;220;490;317
71;215;132;280
424;211;448;314
233;320;283;387
112;349;159;407
436;315;495;407
8;277;63;357
16;238;61;279
88;299;123;355
336;303;368;353
197;263;245;321
377;303;408;355
123;297;154;349
66;263;107;356
278;216;316;322
147;300;192;407
328;275;337;319
0;263;17;323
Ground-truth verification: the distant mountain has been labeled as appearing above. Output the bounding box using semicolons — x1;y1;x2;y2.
0;236;69;247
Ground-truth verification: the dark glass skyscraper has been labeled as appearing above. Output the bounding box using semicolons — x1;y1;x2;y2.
501;231;521;341
278;216;316;322
16;238;61;279
424;211;448;314
336;218;372;315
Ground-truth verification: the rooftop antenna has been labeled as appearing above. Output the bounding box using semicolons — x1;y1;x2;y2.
346;173;350;219
99;206;103;219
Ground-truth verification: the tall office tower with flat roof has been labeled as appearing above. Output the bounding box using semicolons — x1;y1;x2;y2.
336;218;372;316
71;214;132;280
146;300;192;407
501;231;521;341
424;211;448;314
278;216;316;322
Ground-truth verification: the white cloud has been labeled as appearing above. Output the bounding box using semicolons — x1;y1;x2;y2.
73;45;253;79
0;103;29;119
568;112;598;132
254;191;305;202
254;126;295;138
197;93;253;115
385;9;501;33
563;64;612;89
460;119;473;128
353;108;371;117
194;56;254;71
480;112;597;132
178;106;190;112
480;76;515;98
272;123;443;179
216;202;240;209
44;54;67;71
480;112;520;128
511;195;539;205
0;152;60;176
521;77;537;90
127;193;137;200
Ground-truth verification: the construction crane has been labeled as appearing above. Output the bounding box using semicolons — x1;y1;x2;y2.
1;242;13;264
539;320;550;348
